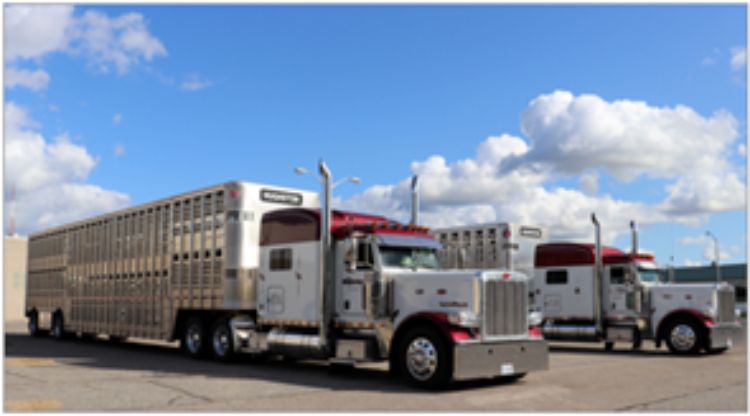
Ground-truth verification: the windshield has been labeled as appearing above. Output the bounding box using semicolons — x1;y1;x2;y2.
379;246;440;270
638;268;662;283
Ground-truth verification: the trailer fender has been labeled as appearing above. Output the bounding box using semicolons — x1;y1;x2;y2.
655;309;712;343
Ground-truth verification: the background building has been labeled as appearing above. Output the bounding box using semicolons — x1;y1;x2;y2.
4;235;27;323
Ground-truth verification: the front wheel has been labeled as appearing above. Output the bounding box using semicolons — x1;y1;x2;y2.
398;327;452;388
666;319;704;354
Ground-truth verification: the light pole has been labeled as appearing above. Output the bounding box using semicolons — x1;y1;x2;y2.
705;230;721;283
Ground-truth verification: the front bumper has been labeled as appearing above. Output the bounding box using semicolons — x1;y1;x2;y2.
452;338;549;381
708;322;742;350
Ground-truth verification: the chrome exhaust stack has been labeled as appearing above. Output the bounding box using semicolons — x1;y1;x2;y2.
591;213;604;336
410;175;419;226
317;159;332;353
630;220;638;258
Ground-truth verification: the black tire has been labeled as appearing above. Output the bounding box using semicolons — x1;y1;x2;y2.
604;341;614;351
706;347;729;355
80;333;97;341
665;318;704;355
182;317;209;359
50;313;68;340
27;311;45;337
397;326;452;389
209;319;235;362
498;373;527;383
108;335;127;343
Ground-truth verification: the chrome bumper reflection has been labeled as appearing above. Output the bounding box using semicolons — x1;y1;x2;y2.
708;322;742;350
452;339;549;381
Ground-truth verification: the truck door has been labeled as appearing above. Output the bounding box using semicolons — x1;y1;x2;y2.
606;266;639;319
259;243;320;323
337;238;374;320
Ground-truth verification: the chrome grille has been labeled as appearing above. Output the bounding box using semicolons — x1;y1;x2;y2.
716;289;736;323
484;279;527;338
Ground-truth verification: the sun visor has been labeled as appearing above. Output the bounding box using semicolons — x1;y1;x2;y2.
376;234;442;250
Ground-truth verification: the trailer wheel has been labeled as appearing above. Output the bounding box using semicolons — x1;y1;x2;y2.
182;317;209;359
665;318;703;354
210;319;235;362
50;313;67;340
27;311;45;337
398;326;451;388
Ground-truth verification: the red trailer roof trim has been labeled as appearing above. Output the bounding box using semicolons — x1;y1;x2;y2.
535;243;655;267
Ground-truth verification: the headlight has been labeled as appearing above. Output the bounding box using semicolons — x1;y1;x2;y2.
702;307;716;318
528;311;543;327
447;310;480;328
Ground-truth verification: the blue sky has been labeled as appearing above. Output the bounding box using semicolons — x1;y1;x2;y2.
4;5;747;267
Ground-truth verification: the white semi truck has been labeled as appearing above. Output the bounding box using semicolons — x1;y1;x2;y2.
25;162;548;388
534;215;740;354
434;212;741;355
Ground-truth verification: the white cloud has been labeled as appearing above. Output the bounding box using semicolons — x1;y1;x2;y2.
739;143;746;156
5;5;166;74
180;73;213;91
4;102;129;234
683;259;702;267
730;47;746;71
114;144;126;157
514;90;738;181
579;171;598;195
113;112;122;124
5;5;74;62
702;57;716;66
70;10;167;74
5;67;51;91
341;91;745;245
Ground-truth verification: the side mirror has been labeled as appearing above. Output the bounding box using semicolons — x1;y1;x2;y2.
346;238;358;273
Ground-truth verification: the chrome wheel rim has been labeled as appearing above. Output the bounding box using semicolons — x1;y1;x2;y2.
670;324;696;352
212;325;231;357
406;337;438;381
186;324;203;354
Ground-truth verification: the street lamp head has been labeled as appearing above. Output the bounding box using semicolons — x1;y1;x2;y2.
349;177;361;185
294;167;309;175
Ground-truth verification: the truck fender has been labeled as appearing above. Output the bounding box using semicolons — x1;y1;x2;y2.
389;312;468;369
655;308;712;343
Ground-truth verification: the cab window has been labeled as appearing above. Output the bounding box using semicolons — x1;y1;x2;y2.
270;248;292;271
356;242;373;270
610;267;625;284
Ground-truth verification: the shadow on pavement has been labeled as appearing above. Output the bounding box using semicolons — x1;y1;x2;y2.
4;332;522;393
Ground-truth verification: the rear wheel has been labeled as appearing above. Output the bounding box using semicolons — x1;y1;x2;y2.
604;341;614;351
50;313;67;340
398;327;451;388
666;319;704;354
210;319;235;362
27;311;45;337
182;317;209;359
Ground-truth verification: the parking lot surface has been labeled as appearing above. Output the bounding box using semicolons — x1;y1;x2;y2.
5;321;747;412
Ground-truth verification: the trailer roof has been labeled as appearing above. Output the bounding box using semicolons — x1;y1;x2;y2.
535;243;655;267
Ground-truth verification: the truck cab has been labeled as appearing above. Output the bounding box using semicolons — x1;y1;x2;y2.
249;208;548;387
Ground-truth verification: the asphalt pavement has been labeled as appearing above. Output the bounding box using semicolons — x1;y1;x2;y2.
4;320;747;412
